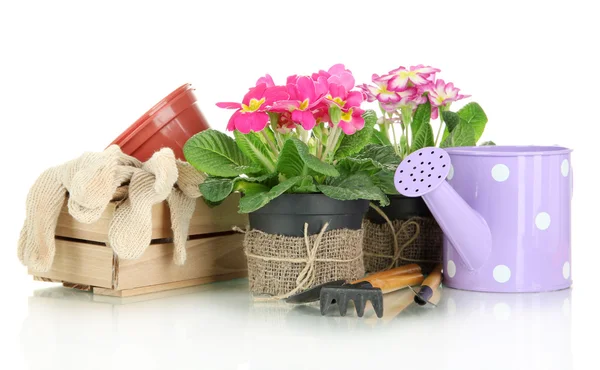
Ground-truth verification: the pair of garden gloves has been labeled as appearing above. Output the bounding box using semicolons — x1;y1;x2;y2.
18;145;205;272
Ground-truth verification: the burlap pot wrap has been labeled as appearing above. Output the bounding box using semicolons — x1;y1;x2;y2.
362;217;443;273
242;224;365;298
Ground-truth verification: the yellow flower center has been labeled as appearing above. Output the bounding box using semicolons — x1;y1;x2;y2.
299;99;310;111
341;108;353;122
241;98;266;112
326;94;346;107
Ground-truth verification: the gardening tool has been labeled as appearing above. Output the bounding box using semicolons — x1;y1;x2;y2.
413;264;443;306
393;146;573;293
286;263;422;304
319;269;425;318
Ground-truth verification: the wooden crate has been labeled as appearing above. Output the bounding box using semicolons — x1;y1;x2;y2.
30;195;248;297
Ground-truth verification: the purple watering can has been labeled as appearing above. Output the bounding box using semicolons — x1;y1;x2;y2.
394;146;572;293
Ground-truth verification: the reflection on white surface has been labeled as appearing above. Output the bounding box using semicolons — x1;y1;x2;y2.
21;280;572;370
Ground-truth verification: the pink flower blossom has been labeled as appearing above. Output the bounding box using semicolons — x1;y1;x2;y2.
385;65;440;91
256;74;275;87
312;64;355;92
359;74;401;103
427;79;470;107
217;83;289;133
275;112;296;134
271;76;328;130
338;107;365;135
326;83;364;110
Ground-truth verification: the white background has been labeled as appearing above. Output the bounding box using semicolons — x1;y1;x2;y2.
1;1;599;369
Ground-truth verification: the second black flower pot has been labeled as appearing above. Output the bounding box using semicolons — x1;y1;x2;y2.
248;193;370;236
362;194;442;273
365;194;431;223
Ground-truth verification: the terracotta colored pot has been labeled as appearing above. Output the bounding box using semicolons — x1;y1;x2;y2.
110;84;210;161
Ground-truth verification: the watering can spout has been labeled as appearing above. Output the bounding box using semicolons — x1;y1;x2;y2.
394;147;492;271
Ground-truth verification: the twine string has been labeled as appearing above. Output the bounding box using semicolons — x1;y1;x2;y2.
242;222;363;301
366;202;440;267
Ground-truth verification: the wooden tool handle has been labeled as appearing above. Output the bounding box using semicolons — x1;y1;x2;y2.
422;264;443;289
363;272;425;294
415;264;443;305
351;264;421;284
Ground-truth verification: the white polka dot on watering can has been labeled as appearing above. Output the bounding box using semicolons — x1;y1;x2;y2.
447;164;454;180
561;159;570;177
447;260;456;278
563;261;570;279
491;164;510;182
493;265;511;283
535;212;551;230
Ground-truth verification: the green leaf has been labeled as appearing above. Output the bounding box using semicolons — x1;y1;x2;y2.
334;109;377;160
410;121;435;152
369;128;392;146
440;121;476;148
318;172;389;206
338;144;400;174
411;101;431;136
199;177;237;203
277;138;339;178
199;173;275;202
234;181;270;196
480;140;496;146
329;105;342;124
291;176;318;193
457;102;488;142
372;169;399;195
183;129;262;177
442;111;460;132
233;130;276;173
239;176;308;213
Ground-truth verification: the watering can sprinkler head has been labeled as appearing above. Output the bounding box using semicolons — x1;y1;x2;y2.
394;147;492;271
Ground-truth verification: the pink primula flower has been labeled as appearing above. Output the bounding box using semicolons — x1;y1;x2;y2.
256;74;275;87
326;83;364;111
338;107;365;135
217;83;288;133
385;65;440;91
359;75;401;103
312;64;355;92
271;76;328;130
427;79;470;107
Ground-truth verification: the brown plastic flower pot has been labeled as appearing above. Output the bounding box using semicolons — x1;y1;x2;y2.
110;83;210;161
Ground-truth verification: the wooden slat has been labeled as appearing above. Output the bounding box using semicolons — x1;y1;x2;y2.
93;272;247;297
29;239;114;288
116;233;247;290
54;194;248;243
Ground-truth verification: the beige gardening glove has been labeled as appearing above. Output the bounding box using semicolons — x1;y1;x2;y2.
18;146;140;272
19;145;206;271
167;161;206;264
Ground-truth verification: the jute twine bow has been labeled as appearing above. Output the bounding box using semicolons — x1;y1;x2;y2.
234;223;363;301
365;203;440;269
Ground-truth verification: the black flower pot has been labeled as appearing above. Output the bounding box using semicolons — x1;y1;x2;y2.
248;194;369;236
365;194;431;224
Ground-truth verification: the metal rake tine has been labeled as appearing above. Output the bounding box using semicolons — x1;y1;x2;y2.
371;294;384;318
320;292;332;315
337;293;349;317
354;294;366;317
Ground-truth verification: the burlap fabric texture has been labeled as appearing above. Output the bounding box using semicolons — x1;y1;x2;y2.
362;217;443;273
242;223;365;298
18;145;205;272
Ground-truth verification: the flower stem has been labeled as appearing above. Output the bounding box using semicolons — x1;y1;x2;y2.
435;106;445;146
389;117;399;156
261;130;279;156
322;125;341;163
